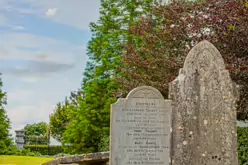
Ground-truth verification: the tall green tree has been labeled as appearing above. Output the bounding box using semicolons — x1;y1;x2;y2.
0;74;12;154
63;0;154;154
49;102;68;142
49;90;81;142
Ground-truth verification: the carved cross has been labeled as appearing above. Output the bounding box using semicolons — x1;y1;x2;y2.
143;92;150;98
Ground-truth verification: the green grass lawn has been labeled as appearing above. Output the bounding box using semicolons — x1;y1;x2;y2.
0;156;53;165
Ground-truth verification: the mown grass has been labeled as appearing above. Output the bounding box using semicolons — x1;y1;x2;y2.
0;156;53;165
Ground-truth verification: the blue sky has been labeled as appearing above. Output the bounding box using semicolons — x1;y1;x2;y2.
0;0;101;136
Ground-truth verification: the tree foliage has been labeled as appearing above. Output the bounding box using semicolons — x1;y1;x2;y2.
118;0;248;120
62;0;154;154
24;122;49;145
49;91;81;142
237;126;248;165
24;135;49;145
24;122;48;137
0;74;13;154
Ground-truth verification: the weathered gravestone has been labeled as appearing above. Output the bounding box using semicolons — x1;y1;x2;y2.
169;40;238;165
110;86;172;165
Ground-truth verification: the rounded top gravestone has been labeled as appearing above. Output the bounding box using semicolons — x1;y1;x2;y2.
110;86;172;165
126;86;165;100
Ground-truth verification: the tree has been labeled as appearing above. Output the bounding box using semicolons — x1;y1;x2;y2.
49;90;81;142
49;102;68;142
24;122;49;145
63;0;154;154
24;122;48;137
0;74;13;154
118;0;248;120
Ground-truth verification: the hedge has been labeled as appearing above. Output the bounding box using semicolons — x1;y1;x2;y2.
237;127;248;165
24;145;63;156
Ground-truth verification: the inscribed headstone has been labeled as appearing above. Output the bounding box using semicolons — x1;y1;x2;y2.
110;86;171;165
169;40;238;165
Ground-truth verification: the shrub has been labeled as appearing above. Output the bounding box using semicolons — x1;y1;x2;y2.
2;145;41;156
2;145;19;155
98;136;109;152
24;145;63;156
237;126;248;165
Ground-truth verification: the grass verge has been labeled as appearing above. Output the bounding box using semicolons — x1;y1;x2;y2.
0;156;53;165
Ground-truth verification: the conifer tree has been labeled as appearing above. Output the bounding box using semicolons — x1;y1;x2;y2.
49;91;81;142
0;74;12;154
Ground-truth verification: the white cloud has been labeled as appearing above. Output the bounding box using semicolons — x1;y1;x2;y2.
35;0;101;30
8;104;53;124
5;88;57;128
7;103;55;137
7;89;33;103
1;32;85;64
18;76;44;83
4;71;82;137
1;0;101;30
11;25;25;30
1;31;87;83
45;8;57;17
0;14;9;25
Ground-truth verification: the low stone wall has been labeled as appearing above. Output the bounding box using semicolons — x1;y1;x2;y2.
42;152;109;165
